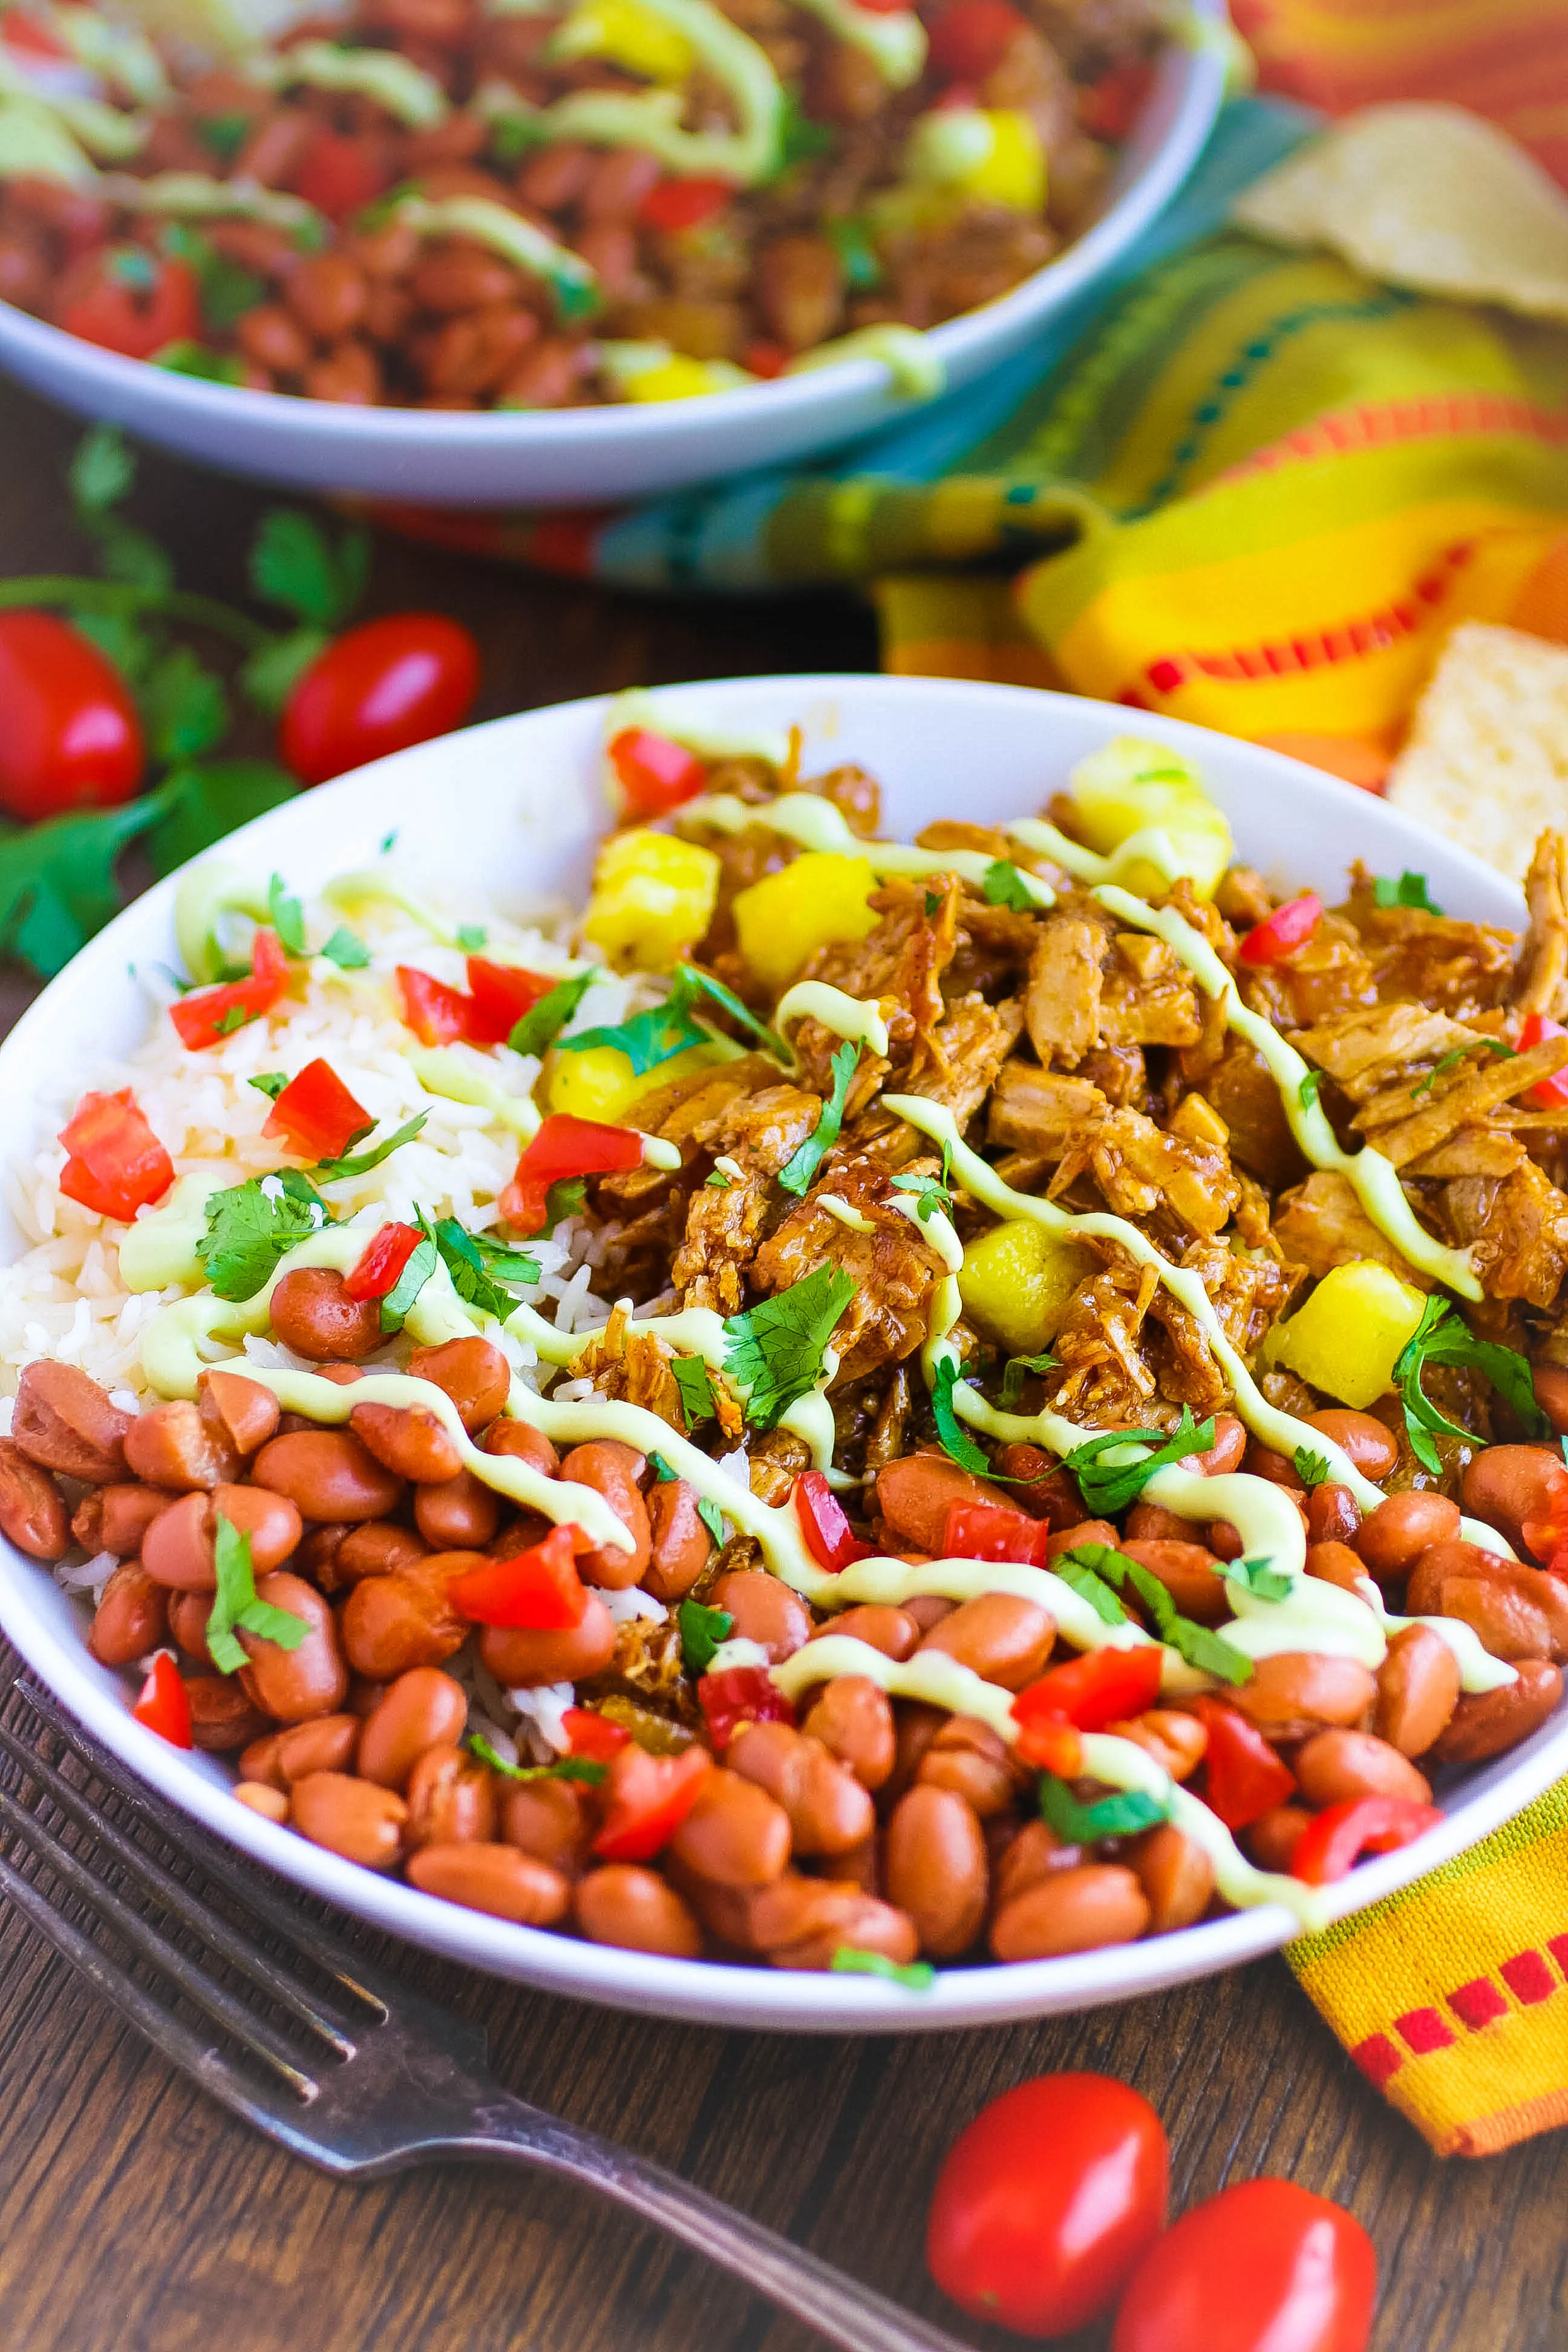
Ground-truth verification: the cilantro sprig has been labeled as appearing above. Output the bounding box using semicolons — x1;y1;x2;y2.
1298;1070;1324;1112
1292;1446;1331;1489
466;1731;606;1786
723;1262;855;1432
1392;1298;1546;1474
206;1513;307;1673
314;1112;427;1182
930;1357;992;1477
890;1171;953;1225
197;1170;332;1302
671;1356;718;1426
508;969;598;1059
1373;871;1443;915
778;1041;860;1197
1039;1773;1168;1841
982;860;1042;913
1227;1555;1293;1602
830;1948;935;1991
1061;1408;1216;1518
678;1598;734;1674
431;1217;540;1319
1409;1040;1512;1100
1000;1350;1058;1410
1050;1544;1130;1627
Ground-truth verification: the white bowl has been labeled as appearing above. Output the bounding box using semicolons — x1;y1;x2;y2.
0;22;1224;507
2;675;1555;2033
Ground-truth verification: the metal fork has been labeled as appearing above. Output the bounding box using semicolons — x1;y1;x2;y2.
0;1670;972;2352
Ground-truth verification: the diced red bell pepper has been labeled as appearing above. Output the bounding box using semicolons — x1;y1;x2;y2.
607;727;707;821
1077;54;1154;138
499;1112;643;1235
593;1742;713;1861
697;1664;795;1751
1290;1794;1445;1886
1011;1710;1083;1776
396;964;471;1047
1517;1013;1568;1109
1;13;70;60
131;1652;193;1748
637;177;733;234
1238;893;1324;967
794;1471;874;1572
449;1523;588;1629
1195;1696;1296;1831
57;1088;174;1222
846;0;910;15
562;1705;631;1762
929;0;1026;80
262;1057;370;1162
171;928;289;1050
742;339;789;380
342;1220;425;1302
295;123;391;220
944;1497;1048;1566
1014;1645;1164;1735
465;956;555;1046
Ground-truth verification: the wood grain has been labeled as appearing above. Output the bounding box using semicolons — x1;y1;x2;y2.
1;371;1564;2352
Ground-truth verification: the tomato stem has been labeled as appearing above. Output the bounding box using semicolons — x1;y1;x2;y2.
0;576;273;651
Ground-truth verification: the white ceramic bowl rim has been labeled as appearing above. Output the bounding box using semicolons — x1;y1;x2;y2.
1;674;1557;2034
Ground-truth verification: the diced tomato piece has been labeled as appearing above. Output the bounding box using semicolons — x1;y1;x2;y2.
465;956;555;1046
637;176;733;234
1011;1710;1083;1775
54;247;200;362
170;928;289;1050
1;13;69;59
1014;1646;1164;1736
944;1497;1048;1566
1290;1794;1444;1886
794;1470;874;1572
262;1057;370;1161
742;339;789;379
562;1705;631;1762
607;727;707;821
1517;1013;1568;1109
593;1742;712;1861
449;1524;588;1629
296;125;391;221
342;1220;425;1302
56;1087;174;1222
396;964;470;1047
131;1652;192;1748
499;1112;643;1235
697;1664;795;1751
1195;1697;1296;1831
1077;54;1154;139
928;0;1027;80
846;0;909;15
1237;893;1323;967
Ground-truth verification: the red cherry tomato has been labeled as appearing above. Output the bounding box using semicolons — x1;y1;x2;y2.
53;245;200;360
0;611;143;822
1112;2178;1376;2352
279;614;480;786
927;2073;1169;2337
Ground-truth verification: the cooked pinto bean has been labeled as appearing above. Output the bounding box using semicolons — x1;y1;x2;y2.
142;1483;302;1592
235;1782;289;1824
917;1593;1054;1690
678;1867;899;1959
405;1743;496;1849
903;1593;956;1630
916;1714;1019;1816
12;1361;130;1482
478;1590;618;1686
668;1766;791;1888
1119;1539;1228;1625
414;1468;501;1549
729;1719;874;1854
575;1864;702;1957
1462;1445;1566;1556
87;1563;168;1666
198;1369;280;1456
1429;1659;1563;1765
1533;1364;1568;1436
1356;1489;1462;1579
1127;1823;1214;1933
1304;1408;1399;1479
237;301;310;375
168;1589;211;1660
1188;1413;1247;1477
356;1667;468;1789
269;1267;384;1362
581;146;661;223
557;1441;650;1588
251;1429;404;1521
1295;1728;1432;1809
884;1785;987;1959
1406;1541;1568;1661
1123;1502;1190;1545
0;1439;68;1558
710;1567;811;1662
340;1552;477;1677
806;1604;919;1661
991;1819;1083;1911
1241;1439;1305;1492
336;1521;430;1578
771;1893;919;1971
238;1572;348;1721
76;1481;166;1558
1305;1539;1368;1595
990;1448;1081;1524
1228;1652;1377;1737
885;1698;945;1800
410;242;520;313
1307;1485;1362;1547
642;1478;713;1602
990;1863;1150;1962
284;252;367;341
408;1840;570;1924
801;1674;895;1789
292;1773;407;1868
875;1452;1012;1553
350;1402;463;1484
304;339;381;404
755;232;842;351
1375;1624;1461;1757
500;1777;593;1877
1046;1519;1120;1559
1243;1804;1312;1872
480;1418;560;1476
1103;1708;1207;1782
124;1399;237;1492
215;1481;304;1570
271;1714;361;1783
185;1676;270;1752
405;1337;509;1431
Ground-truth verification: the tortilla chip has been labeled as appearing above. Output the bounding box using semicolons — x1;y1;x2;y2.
1232;103;1568;324
1387;623;1568;881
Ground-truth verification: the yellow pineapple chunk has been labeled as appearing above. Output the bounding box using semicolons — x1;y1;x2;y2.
730;851;878;993
582;828;720;972
958;1221;1094;1356
1068;736;1233;901
547;1040;722;1125
1269;1260;1427;1411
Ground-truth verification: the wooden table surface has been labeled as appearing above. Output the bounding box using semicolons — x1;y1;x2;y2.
1;373;1564;2352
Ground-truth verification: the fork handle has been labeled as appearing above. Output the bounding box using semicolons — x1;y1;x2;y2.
428;2098;972;2352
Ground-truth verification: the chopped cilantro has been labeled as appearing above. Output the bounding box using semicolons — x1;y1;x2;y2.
195;110;249;163
705;1169;734;1189
267;872;307;958
379;1226;437;1333
930;1356;991;1477
380;829;397;854
697;1495;726;1547
314;1112;426;1181
722;1262;855;1432
1393;1297;1546;1474
1410;1040;1512;1100
1298;1069;1324;1111
1227;1555;1293;1602
673;963;789;1062
1373;871;1444;916
206;1512;307;1674
1292;1446;1331;1489
924;891;942;918
197;1169;332;1302
890;1171;952;1224
830;1948;934;1990
215;1004;250;1037
1000;1350;1057;1410
456;924;488;952
1050;1544;1129;1627
509;969;598;1059
671;1355;717;1426
982;860;1039;913
1061;1408;1216;1517
823;217;883;292
1109;1550;1251;1684
566;996;708;1077
541;1176;586;1232
320;925;371;970
248;1071;287;1100
466;1731;606;1785
778;1040;859;1197
431;1216;537;1320
678;1597;734;1674
648;1451;678;1483
1039;1773;1168;1841
250;506;368;633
